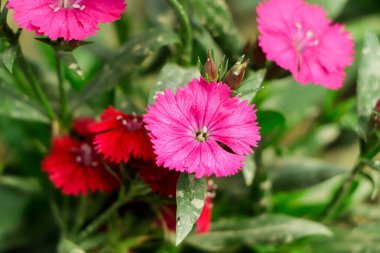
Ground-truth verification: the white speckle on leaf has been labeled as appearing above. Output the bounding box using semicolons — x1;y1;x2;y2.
191;199;204;209
176;190;184;198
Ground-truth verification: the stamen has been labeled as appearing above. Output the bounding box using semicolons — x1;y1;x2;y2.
306;30;313;39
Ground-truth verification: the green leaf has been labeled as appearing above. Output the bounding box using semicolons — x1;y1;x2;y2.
309;0;349;18
0;82;49;123
357;32;380;138
191;0;243;57
235;69;267;103
2;45;18;74
242;154;256;186
71;29;179;108
0;186;31;245
148;63;199;105
58;239;85;253
257;111;286;139
186;214;332;252
269;158;347;192
0;176;41;194
57;50;84;78
176;174;207;246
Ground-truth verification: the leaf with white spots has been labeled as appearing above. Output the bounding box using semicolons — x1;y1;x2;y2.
357;32;380;138
235;69;267;104
186;214;332;252
71;29;179;108
191;0;243;57
57;50;84;78
2;45;18;74
149;63;199;105
176;174;207;246
242;154;256;186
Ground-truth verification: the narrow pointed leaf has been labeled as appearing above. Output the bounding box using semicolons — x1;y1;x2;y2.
2;45;18;74
176;174;207;245
357;32;380;137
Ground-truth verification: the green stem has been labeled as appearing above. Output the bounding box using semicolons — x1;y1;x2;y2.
77;187;126;241
55;50;69;122
166;0;192;66
18;49;57;121
319;162;364;220
250;149;272;215
51;198;67;237
72;196;87;236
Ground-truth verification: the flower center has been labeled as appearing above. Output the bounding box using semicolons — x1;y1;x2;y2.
293;22;320;52
71;143;99;168
116;114;144;131
50;0;86;12
195;126;209;142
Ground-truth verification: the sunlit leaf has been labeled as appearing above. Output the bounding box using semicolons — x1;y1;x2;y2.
191;0;243;57
186;214;332;252
148;63;199;105
176;174;207;245
2;45;18;74
357;32;380;138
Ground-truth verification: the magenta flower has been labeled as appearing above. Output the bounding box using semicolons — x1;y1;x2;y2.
7;0;127;41
257;0;354;89
144;78;261;178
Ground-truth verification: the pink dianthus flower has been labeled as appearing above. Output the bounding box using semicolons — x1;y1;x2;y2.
257;0;354;89
144;77;261;178
7;0;127;41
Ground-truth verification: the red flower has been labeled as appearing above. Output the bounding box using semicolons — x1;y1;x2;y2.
196;196;212;234
90;106;153;163
132;158;180;197
42;136;120;196
72;117;96;139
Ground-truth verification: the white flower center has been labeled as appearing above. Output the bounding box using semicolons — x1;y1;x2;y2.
50;0;86;12
116;114;143;131
71;143;99;168
195;126;209;142
293;22;320;52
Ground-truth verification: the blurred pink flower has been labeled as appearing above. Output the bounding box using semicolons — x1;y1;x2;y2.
7;0;127;41
144;77;261;178
257;0;354;89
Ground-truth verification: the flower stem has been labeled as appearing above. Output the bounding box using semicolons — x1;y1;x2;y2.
72;196;87;236
51;198;67;237
77;186;126;241
55;50;69;123
18;49;57;121
319;162;364;220
166;0;192;66
320;144;380;220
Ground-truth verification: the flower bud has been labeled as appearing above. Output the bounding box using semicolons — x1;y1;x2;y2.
223;60;249;91
203;50;218;82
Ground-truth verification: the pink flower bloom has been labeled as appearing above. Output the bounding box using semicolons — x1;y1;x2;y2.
7;0;127;41
257;0;354;89
144;78;261;178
